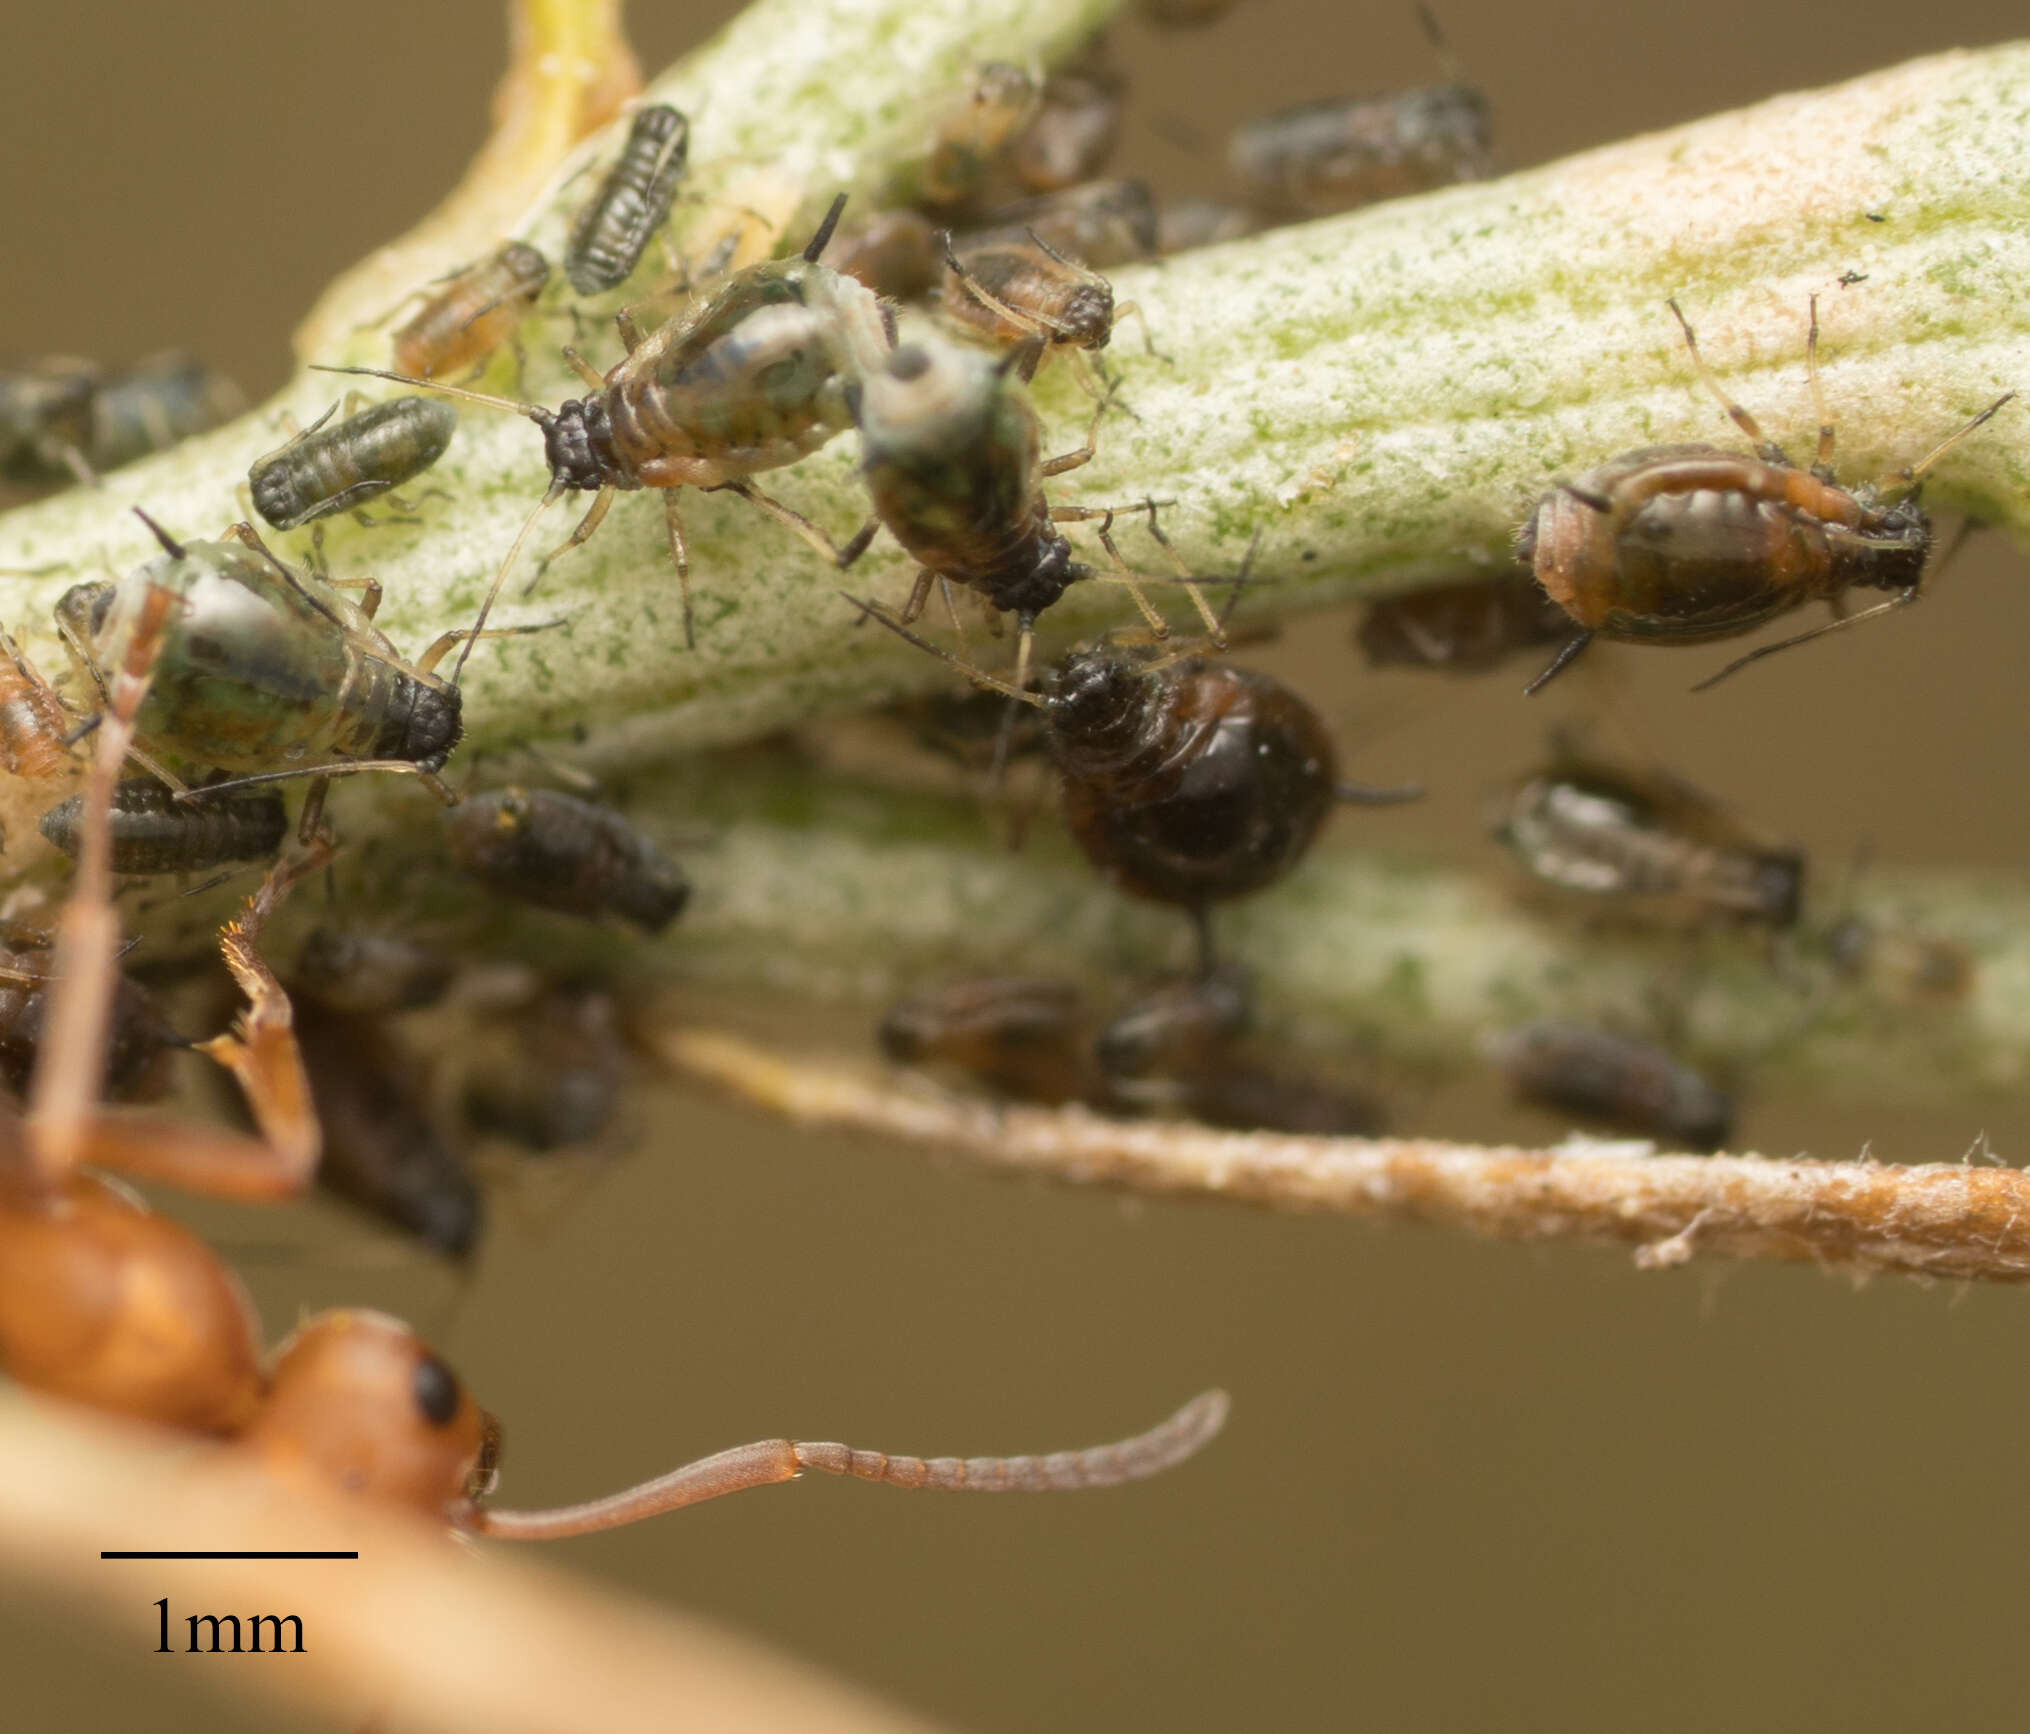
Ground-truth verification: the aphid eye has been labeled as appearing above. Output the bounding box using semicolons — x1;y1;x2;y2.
887;344;932;382
412;1354;463;1427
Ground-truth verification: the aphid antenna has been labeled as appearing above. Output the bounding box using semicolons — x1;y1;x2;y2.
311;364;551;425
451;481;568;687
1522;630;1595;695
1688;589;1918;693
130;506;187;560
1415;2;1473;82
802;192;851;264
169;759;437;801
836;591;1046;708
1886;391;2017;494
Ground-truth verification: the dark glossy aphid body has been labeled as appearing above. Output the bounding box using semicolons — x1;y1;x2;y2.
393;243;551;379
462;984;626;1151
879;977;1098;1106
88;351;240;472
445;787;690;932
1229;82;1491;219
1049;650;1340;909
296;1001;482;1259
56;525;461;778
250;396;458;530
294;925;454;1016
565;104;691;295
954;179;1157;268
0;357;99;484
1356;571;1570;673
1493;1021;1733;1152
39;778;286;875
1493;749;1802;929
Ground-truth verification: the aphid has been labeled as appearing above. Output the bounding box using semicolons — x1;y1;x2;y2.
919;64;1040;213
54;515;471;822
1355;570;1570;674
392;242;552;380
39;778;286;876
827;209;940;301
1492;745;1803;929
1227;10;1491;220
0;357;99;485
1093;965;1253;1081
565;104;691;296
87;350;241;473
1491;1021;1734;1152
461;983;627;1151
0;630;76;778
954;179;1158;267
1008;68;1123;197
843;330;1215;688
1156;198;1261;255
939;232;1139;384
1517;296;2015;692
296;999;484;1259
444;786;690;933
323;193;886;654
878;977;1100;1106
248;394;458;531
0;924;174;1105
294;924;455;1016
1822;915;1974;1008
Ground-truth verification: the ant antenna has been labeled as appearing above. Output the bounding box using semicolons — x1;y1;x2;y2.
1888;391;2016;493
836;592;1046;708
311;364;551;425
802;193;851;264
131;507;186;560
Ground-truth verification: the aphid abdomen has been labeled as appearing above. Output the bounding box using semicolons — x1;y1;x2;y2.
0;634;73;777
446;788;690;932
39;778;287;875
565;105;690;295
250;397;458;530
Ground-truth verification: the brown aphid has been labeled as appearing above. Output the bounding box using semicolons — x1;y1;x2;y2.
827;209;941;301
1823;915;1974;1009
39;777;286;876
294;924;455;1017
0;630;75;778
249;395;459;531
1228;10;1491;220
392;242;551;380
1492;1021;1734;1152
1094;965;1253;1081
1356;570;1570;674
445;786;691;933
919;63;1041;213
879;977;1099;1106
296;1000;483;1260
1518;296;2015;693
939;232;1134;381
1009;68;1123;197
462;984;628;1151
954;179;1158;268
1492;746;1803;929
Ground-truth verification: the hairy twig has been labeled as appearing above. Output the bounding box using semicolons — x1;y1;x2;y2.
654;1026;2030;1285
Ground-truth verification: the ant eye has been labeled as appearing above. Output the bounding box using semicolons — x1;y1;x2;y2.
412;1354;463;1427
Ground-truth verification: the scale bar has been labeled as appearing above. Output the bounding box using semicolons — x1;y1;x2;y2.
101;1550;359;1560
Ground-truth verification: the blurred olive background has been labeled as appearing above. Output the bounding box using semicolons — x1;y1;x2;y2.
5;1;2030;1729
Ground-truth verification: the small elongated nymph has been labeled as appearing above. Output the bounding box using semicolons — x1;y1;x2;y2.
444;787;691;933
565;105;691;295
1491;1021;1734;1152
39;778;286;875
250;396;458;530
393;242;551;380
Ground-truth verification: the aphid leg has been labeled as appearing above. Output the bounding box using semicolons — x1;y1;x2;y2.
991;610;1041;787
614;309;648;354
1689;587;1919;692
714;478;861;570
1111;301;1167;365
26;581;175;1181
835;592;1044;707
1805;294;1835;477
1078;507;1170;639
899;569;938;625
1038;382;1112;478
662;492;696;651
937;576;974;666
1132;496;1227;645
458;1390;1228;1538
1523;630;1596;695
525;484;605;591
1188;905;1217;981
558;346;606;392
319;571;385;620
834;518;883;571
1664;297;1788;465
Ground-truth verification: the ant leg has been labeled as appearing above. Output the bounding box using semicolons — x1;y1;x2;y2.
26;581;176;1181
460;1390;1228;1538
1664;298;1788;465
662;491;696;651
297;776;333;847
1337;777;1424;804
1523;631;1596;695
1056;506;1171;639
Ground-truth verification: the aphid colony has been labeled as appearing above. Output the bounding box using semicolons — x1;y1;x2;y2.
0;10;2007;1563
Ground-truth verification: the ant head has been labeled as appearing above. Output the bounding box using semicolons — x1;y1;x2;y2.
243;1309;494;1518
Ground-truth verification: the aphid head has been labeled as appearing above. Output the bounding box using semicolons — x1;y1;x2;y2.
615;852;691;935
988;528;1079;617
1045;643;1147;740
1060;281;1116;348
241;1310;493;1518
538;397;613;493
54;580;116;648
1841;493;1931;595
402;683;464;774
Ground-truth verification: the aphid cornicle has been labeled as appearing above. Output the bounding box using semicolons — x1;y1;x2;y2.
248;394;459;531
1492;745;1803;929
564;104;691;296
327;194;886;656
1491;1021;1734;1152
1517;296;2016;693
1227;10;1491;220
444;786;691;933
54;514;466;806
38;778;287;876
1355;570;1570;674
878;977;1100;1106
392;242;552;381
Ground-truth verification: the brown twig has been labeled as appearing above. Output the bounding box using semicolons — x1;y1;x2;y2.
653;1026;2030;1285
